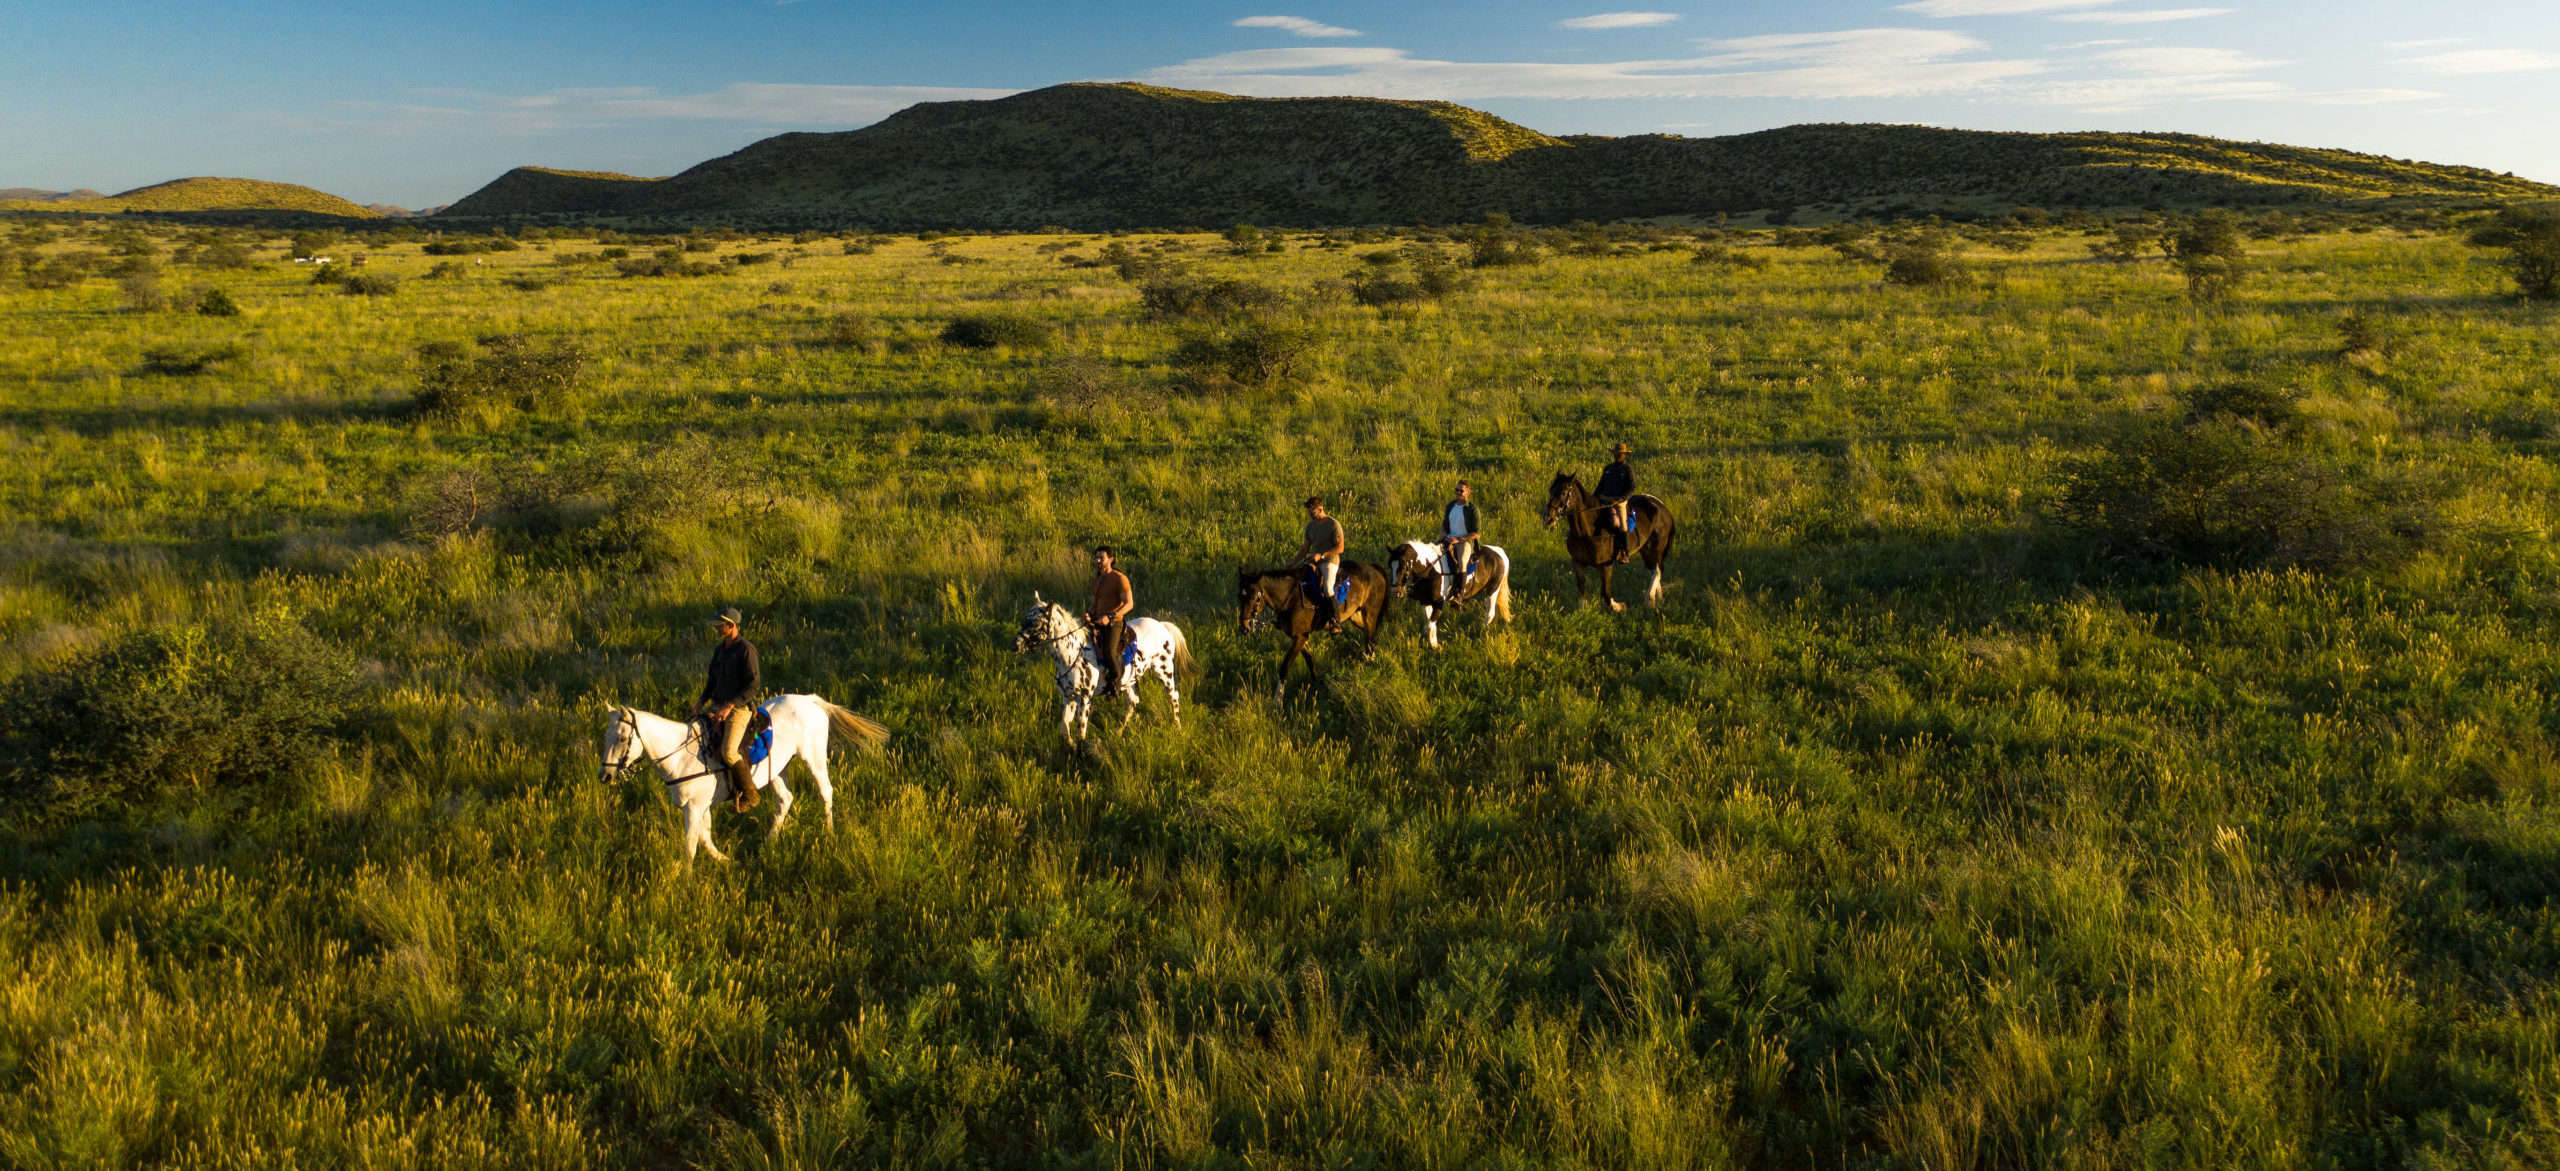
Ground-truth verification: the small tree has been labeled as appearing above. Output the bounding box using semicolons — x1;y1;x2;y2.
2171;210;2247;301
2468;203;2560;300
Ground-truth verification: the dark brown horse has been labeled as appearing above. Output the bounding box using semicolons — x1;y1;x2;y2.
1542;473;1676;611
1236;561;1391;693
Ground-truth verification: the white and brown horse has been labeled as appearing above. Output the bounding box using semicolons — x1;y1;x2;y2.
1385;539;1513;648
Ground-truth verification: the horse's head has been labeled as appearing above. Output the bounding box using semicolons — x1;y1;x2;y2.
1385;543;1425;595
598;706;640;783
1543;472;1582;529
1236;567;1272;634
1013;591;1070;654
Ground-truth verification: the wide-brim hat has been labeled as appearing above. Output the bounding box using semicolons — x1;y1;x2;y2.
711;607;744;627
1610;442;1633;455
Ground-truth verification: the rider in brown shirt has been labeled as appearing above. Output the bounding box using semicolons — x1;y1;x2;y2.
1085;546;1133;691
1291;496;1347;628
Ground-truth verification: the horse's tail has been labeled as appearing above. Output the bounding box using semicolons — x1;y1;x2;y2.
1492;548;1514;622
1169;623;1198;680
816;699;891;756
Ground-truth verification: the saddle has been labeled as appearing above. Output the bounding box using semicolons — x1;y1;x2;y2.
697;706;776;766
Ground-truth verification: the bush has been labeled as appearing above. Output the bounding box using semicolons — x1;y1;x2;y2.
407;437;761;557
1032;355;1140;416
826;313;881;350
340;273;399;296
0;621;358;821
2171;210;2247;301
2468;203;2560;299
415;333;589;417
1171;319;1313;390
1138;275;1285;319
1691;243;1770;270
940;313;1054;349
2336;313;2390;358
22;256;89;290
194;287;242;316
119;271;165;312
1882;242;1966;288
2052;383;2444;571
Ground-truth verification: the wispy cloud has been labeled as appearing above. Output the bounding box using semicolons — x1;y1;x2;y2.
1557;12;1681;29
1144;28;2044;100
1898;0;2116;16
2384;38;2467;50
2399;49;2560;75
2036;45;2435;111
237;83;1019;136
1234;15;1361;38
2049;8;2231;23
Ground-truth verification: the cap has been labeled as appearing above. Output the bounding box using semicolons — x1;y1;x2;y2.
712;607;744;627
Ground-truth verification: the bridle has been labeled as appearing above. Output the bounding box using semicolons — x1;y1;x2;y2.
601;707;725;786
1017;605;1087;652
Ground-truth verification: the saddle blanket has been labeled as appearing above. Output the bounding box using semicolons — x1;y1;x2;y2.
747;727;775;766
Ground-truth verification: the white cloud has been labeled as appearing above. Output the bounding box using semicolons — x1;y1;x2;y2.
1898;0;2116;16
1143;29;2045;100
1234;15;1362;38
2400;49;2560;75
2384;38;2467;50
238;83;1020;136
2049;8;2231;23
1557;12;1681;29
2094;45;2281;74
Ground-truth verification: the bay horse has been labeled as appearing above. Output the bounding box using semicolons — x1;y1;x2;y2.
1542;472;1676;611
1385;539;1513;649
598;695;890;866
1236;560;1391;693
1012;593;1194;743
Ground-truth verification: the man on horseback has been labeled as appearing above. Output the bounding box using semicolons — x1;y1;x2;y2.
1440;480;1479;597
1290;496;1347;630
1596;443;1636;560
693;607;761;812
1085;546;1133;693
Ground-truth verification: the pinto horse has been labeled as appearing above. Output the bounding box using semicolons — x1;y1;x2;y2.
598;695;889;865
1542;472;1676;611
1236;560;1391;693
1012;593;1193;743
1385;539;1513;649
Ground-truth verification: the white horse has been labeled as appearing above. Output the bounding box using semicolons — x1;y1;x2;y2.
1012;593;1192;742
598;694;889;864
1385;539;1514;649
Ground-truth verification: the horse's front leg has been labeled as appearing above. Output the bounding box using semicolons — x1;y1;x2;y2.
1572;562;1589;607
1599;563;1623;613
1425;603;1441;650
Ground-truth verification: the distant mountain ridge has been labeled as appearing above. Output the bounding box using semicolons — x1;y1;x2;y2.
0;177;377;218
440;82;2558;229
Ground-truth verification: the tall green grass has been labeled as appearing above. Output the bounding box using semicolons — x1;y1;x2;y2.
0;222;2555;1166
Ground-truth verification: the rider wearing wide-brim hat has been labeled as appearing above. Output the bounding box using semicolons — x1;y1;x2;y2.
1596;443;1636;538
693;606;762;812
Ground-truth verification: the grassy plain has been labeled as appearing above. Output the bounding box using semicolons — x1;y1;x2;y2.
1;219;2558;1167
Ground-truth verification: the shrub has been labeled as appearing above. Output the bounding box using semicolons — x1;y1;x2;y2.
407;437;760;556
1138;275;1284;319
340;273;399;296
940;313;1054;349
2052;383;2444;571
1171;319;1313;390
140;343;245;376
2468;203;2560;299
309;264;348;286
194;287;242;316
0;620;358;821
1691;243;1770;270
190;240;254;269
616;250;719;278
425;261;465;280
119;271;165;312
1032;355;1139;416
2086;222;2159;263
22;256;89;290
415;333;589;417
2171;210;2248;301
1882;241;1966;288
825;313;881;350
2336;313;2390;358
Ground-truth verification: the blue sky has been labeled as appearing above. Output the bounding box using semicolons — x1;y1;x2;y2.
4;0;2555;207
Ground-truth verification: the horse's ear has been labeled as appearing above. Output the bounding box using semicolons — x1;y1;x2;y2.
1033;589;1044;603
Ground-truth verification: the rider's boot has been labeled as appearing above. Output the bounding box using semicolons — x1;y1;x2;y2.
730;759;758;812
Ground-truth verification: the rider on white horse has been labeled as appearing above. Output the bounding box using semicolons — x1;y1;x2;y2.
690;606;760;812
1085;546;1133;692
1440;480;1479;595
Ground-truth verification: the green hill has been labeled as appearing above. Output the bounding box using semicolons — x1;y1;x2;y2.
437;82;2558;229
438;167;662;217
0;176;378;218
